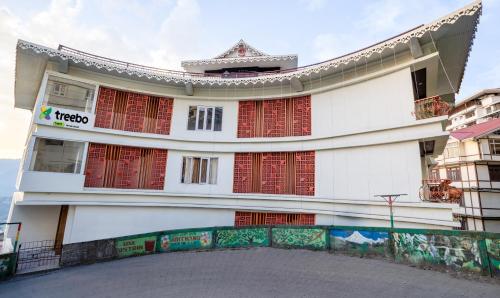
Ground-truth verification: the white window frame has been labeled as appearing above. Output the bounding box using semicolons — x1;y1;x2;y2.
489;139;500;155
52;82;67;96
181;156;218;184
188;105;222;131
196;106;214;131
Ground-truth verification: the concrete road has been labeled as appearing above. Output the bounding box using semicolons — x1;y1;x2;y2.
0;248;498;298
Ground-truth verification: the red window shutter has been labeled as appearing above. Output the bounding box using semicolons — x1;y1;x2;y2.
94;87;116;129
155;98;173;135
234;211;315;227
124;93;148;132
292;96;311;136
295;151;315;196
237;101;257;138
261;152;287;194
84;143;107;187
149;149;168;190
114;146;142;189
233;153;253;193
263;99;287;137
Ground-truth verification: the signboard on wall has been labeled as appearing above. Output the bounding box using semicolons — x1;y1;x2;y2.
159;231;213;252
116;235;157;258
35;105;94;130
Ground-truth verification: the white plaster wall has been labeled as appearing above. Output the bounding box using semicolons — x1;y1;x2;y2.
484;220;500;233
316;141;422;202
6;205;61;244
315;214;334;225
19;172;85;192
169;98;238;141
479;192;500;217
312;68;414;138
164;150;234;195
63;206;235;243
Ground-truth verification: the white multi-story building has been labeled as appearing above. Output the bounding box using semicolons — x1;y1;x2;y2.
447;88;500;131
3;2;482;250
433;118;500;232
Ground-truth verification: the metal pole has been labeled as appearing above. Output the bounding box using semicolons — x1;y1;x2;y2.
389;196;394;229
13;223;22;254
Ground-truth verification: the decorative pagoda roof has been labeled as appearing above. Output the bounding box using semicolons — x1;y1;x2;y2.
214;39;268;58
181;39;298;72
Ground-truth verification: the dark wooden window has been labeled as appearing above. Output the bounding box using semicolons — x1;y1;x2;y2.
488;165;500;182
446;167;461;181
411;68;426;100
429;168;440;181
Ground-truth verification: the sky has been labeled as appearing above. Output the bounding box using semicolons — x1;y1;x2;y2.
0;0;498;158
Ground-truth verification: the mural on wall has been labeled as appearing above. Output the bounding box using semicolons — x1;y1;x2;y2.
0;254;13;278
116;235;157;258
331;230;390;257
159;231;212;252
393;233;483;272
272;228;326;249
486;238;500;276
216;228;269;248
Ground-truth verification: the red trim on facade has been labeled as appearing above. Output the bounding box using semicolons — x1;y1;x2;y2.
237;95;311;138
94;86;173;135
84;143;167;190
233;153;253;193
233;151;315;196
234;211;315;227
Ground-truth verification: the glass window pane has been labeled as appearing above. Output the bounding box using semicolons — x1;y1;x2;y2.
214;107;223;131
209;158;218;184
187;106;197;130
197;108;205;130
30;138;84;173
192;158;200;183
200;159;208;183
206;108;213;130
43;76;96;112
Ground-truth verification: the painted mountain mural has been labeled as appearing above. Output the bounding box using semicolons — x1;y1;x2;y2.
331;229;390;257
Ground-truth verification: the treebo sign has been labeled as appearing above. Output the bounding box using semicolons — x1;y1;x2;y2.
55;110;89;124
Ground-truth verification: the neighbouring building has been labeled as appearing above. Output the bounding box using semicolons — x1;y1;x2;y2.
447;88;500;131
3;2;482;251
432;118;500;232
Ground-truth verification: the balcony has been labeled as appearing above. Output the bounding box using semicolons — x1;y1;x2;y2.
419;179;462;203
414;96;451;120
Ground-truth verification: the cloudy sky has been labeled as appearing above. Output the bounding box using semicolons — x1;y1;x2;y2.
0;0;498;158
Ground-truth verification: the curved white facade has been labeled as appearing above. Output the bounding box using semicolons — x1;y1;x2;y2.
4;1;482;247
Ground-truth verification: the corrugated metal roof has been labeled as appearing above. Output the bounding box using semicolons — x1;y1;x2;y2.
450;118;500;140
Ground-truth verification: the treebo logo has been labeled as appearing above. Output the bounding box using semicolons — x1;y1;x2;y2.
39;106;89;125
54;110;89;124
39;106;52;120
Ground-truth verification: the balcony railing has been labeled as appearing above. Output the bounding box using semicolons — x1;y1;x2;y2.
418;179;462;203
414;96;451;120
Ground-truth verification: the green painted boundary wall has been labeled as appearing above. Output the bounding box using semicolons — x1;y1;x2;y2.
49;226;500;279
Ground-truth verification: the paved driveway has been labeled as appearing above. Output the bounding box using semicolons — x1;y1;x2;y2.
0;248;498;298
